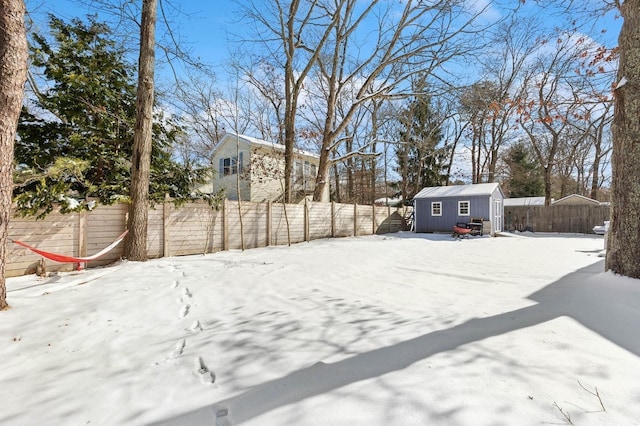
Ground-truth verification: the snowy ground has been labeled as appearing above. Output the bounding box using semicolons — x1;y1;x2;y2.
2;232;640;426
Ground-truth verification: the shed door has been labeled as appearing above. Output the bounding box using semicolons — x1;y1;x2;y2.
494;199;502;232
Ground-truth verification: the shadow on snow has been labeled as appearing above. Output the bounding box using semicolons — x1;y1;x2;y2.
152;259;640;425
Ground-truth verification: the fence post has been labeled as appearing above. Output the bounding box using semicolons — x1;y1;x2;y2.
223;198;229;251
371;205;376;235
388;205;391;233
354;203;357;237
331;201;336;238
163;194;170;257
304;198;309;242
266;201;272;247
78;210;87;268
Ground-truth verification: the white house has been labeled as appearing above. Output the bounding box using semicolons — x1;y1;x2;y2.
197;132;321;202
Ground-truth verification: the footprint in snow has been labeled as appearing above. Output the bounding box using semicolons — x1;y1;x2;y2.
170;339;186;359
183;287;192;298
171;280;179;289
179;305;190;318
188;320;203;333
194;356;215;384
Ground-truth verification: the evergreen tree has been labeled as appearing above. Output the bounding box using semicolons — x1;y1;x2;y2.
505;141;544;198
395;85;449;200
15;15;205;218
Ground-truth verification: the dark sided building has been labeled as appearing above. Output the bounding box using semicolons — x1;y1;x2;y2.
413;183;504;235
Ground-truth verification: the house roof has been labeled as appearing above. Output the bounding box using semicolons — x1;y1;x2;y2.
503;196;546;206
551;194;601;206
213;132;319;159
414;183;503;199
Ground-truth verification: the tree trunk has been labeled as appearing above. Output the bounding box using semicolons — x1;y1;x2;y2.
332;162;341;202
401;143;409;202
313;140;332;202
607;0;640;278
590;127;603;200
0;0;28;310
543;166;552;206
282;5;297;205
370;148;377;205
346;137;354;202
125;0;157;261
283;95;295;203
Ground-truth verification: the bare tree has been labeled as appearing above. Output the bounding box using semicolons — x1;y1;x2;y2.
125;0;157;260
461;15;540;184
563;97;614;198
516;29;602;205
460;81;498;183
0;0;28;309
523;0;640;279
304;0;488;201
171;71;226;163
235;0;339;203
441;96;470;184
239;58;286;144
588;101;613;199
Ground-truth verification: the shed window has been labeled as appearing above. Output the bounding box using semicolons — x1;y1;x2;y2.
431;202;442;216
458;200;470;216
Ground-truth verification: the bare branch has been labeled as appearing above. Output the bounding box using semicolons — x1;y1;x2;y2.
553;402;574;425
577;380;606;412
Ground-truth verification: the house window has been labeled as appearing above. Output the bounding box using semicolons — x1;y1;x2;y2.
223;157;237;175
310;163;317;177
458;200;470;216
431;202;442;216
294;161;303;183
219;152;244;177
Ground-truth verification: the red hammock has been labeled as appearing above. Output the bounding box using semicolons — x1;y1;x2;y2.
11;230;128;264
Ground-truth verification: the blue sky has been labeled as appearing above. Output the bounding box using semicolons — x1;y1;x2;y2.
26;0;236;74
26;0;621;84
23;0;621;185
26;0;621;79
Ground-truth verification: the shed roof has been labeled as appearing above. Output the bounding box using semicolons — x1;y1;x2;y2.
414;183;502;199
504;196;546;206
551;194;600;206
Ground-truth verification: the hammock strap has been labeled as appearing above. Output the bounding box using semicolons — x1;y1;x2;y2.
11;230;129;264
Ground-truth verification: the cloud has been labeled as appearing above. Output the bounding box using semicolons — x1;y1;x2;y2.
465;0;503;23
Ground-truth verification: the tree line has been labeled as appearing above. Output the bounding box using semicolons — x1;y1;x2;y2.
14;2;617;213
174;1;616;207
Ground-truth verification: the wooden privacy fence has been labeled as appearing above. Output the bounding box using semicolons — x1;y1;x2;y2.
504;204;610;234
6;200;409;278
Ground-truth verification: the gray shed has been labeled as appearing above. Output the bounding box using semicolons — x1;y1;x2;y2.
413;183;504;235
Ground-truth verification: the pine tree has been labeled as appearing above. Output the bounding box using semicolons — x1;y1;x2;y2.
15;15;205;218
505;141;544;198
395;86;449;200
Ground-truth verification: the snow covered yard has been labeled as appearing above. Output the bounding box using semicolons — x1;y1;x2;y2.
2;232;639;426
